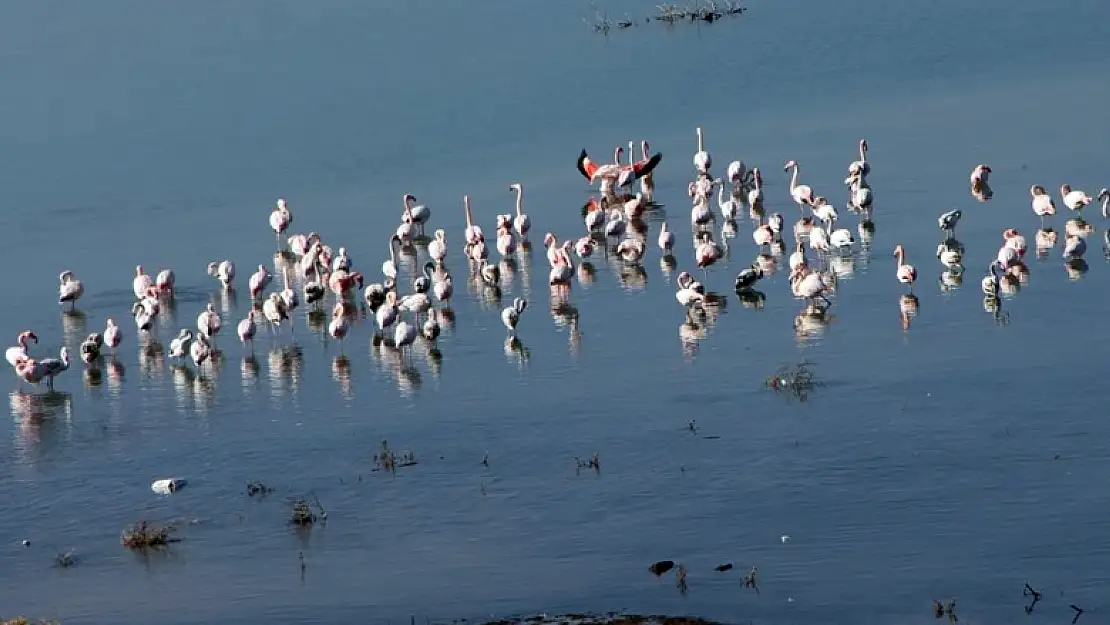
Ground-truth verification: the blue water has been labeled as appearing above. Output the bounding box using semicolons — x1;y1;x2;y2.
3;1;1110;623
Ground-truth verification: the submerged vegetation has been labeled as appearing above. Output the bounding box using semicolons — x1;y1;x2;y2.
120;520;176;550
765;361;823;402
585;1;746;35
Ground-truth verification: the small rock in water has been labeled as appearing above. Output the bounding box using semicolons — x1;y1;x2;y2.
649;560;675;576
781;535;790;543
714;563;733;572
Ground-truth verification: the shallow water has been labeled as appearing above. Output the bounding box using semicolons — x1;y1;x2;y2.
3;1;1110;623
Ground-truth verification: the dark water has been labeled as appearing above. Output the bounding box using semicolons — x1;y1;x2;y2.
3;1;1110;623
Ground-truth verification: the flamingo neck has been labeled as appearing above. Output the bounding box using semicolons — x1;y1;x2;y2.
514;188;523;217
789;165;799;193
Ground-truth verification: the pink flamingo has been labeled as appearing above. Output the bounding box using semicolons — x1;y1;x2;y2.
6;331;38;381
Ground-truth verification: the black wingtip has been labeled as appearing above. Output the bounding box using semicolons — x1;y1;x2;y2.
637;152;663;180
576;149;589;181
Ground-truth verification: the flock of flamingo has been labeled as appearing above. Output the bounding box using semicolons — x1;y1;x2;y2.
5;127;1110;392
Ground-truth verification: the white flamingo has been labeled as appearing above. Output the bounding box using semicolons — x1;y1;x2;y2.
433;273;453;302
6;331;37;377
616;238;646;264
690;183;713;226
549;247;573;284
58;271;84;310
584;198;607;232
169;329;193;360
847;139;870;177
237;310;258;349
509;183;530;238
80;333;104;365
403;194;431;238
501;297;527;336
675;272;705;319
270;198;293;240
1100;188;1110;219
29;346;71;389
190;333;211;368
693;127;711;175
329;302;353;351
716;180;741;221
104;318;121;353
263;292;288;333
376;291;399;332
197;303;221;340
658;222;675;254
393;320;417;358
249;264;271;298
784;160;814;208
639;140;656;202
155;269;175;296
893;244;917;291
747;168;764;212
132;265;152;300
207;260;235;288
428;229;448;264
1060;184;1093;213
574;236;595;259
132;301;153;332
463;195;484;245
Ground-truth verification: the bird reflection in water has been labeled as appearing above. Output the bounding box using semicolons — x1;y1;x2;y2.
755;253;777;276
982;294;1010;325
60;309;87;348
1065;258;1089;281
617;262;648;291
217;286;240;318
306;309;327;335
499;257;518;291
1036;228;1058;257
268;344;304;397
736;289;766;310
138;338;165;381
679;320;706;358
241;355;260;397
829;255;855;279
659;254;677;277
577;261;596;286
83;364;103;390
422;343;443;381
10;390;73;461
106;358;125;395
504;336;529;369
794;303;832;343
899;293;919;331
331;354;353;399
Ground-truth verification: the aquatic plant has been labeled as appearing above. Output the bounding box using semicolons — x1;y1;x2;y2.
765;361;822;402
120;520;175;549
584;1;746;35
290;499;316;526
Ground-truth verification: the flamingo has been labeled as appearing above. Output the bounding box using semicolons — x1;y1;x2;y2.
501;297;527;336
1003;228;1027;258
616;238;646;264
938;209;962;237
754;220;775;248
893;244;917;291
690;183;713;226
393;320;417;358
541;233;561;267
1060;184;1093;213
982;261;1002;297
675;272;705;319
970;165;991;189
788;241;808;272
549;247;573;284
847;139;870;177
249;264;271;299
846;172;873;214
132;301;154;332
237;309;259;349
478;259;500;286
1063;234;1087;259
693;127;711;175
574;236;595;259
197;303;221;340
463;195;484;246
207;260;235;288
496;222;517;257
168;329;193;360
382;234;403;281
584;197;607;232
428;229;448;264
189;333;211;368
605;209;628;240
784;160;814;208
577;145;661;196
717;180;741;221
734;263;764;291
1029;185;1056;225
280;268;298;314
658;222;675;254
639;140;656;202
131;265;152;300
433;273;453;302
262;293;288;333
694;232;722;275
399;289;432;316
304;275;326;309
155;269;175;296
104;318;121;353
413;261;435;295
6;331;37;377
270;198;293;241
79;333;102;364
421;315;441;341
768;213;785;236
375;291;399;332
747;168;764;213
726;159;750;189
622;193;645;220
396;201;415;244
403;194;431;238
328;302;353;351
828;221;855;252
331;247;351;273
58;271;84;310
509;183;530;238
789;267;834;307
364;280;392;311
29;347;71;389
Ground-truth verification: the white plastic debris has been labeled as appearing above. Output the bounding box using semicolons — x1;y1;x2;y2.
151;478;187;494
781;535;791;544
21;539;30;547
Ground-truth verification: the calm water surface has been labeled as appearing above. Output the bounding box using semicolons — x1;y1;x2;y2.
3;1;1110;623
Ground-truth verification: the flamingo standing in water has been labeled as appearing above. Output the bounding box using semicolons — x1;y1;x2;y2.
263;292;289;334
428;229;448;264
463;195;484;246
249;264;271;299
1100;188;1110;219
207;260;235;288
748;168;764;214
130;266;151;301
639;140;656;203
847;139;870;178
168;329;193;361
132;301;154;332
509;183;530;239
190;334;212;368
501;297;527;337
393;320;417;360
1029;185;1056;225
155;269;175;296
694;232;722;278
578;145;662;200
6;331;37;380
27;346;71;390
104;318;121;354
1060;184;1093;214
402;194;431;238
658;223;675;254
238;309;259;350
270;199;293;242
784;160;814;209
970;165;991;189
693;127;711;176
197;303;221;341
79;333;102;364
58;271;84;310
893;245;917;291
329;302;353;352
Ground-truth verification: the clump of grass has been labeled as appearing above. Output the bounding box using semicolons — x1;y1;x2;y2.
290;500;316;526
765;361;822;402
121;521;175;549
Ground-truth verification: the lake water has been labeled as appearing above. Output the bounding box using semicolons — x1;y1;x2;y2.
3;0;1110;623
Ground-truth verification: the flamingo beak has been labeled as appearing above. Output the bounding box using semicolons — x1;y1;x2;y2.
29;333;38;343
